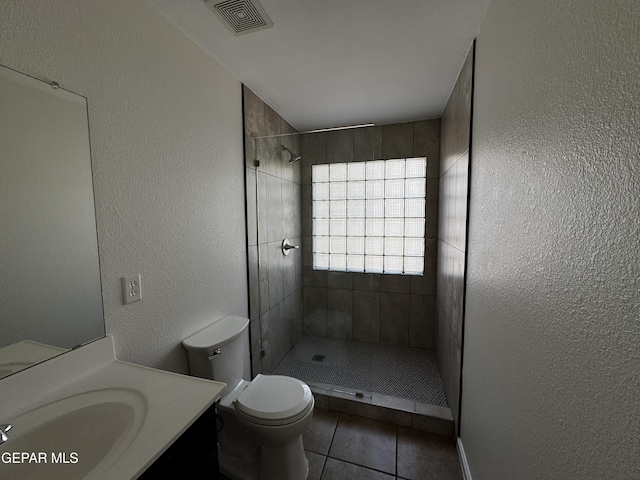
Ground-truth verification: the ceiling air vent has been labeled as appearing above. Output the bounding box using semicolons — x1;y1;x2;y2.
205;0;273;36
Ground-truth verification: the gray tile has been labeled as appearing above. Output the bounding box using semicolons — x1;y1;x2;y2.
264;136;282;178
306;451;326;480
265;103;281;136
326;271;353;289
302;185;313;237
281;180;296;239
380;292;410;346
380;274;411;293
268;241;284;307
410;239;437;295
326;129;354;164
397;427;462;480
247;245;259;320
352;290;380;343
284;293;298;352
328;414;396;474
266;175;283;242
303;264;327;288
246;167;257;246
382;122;414;159
353;126;375;161
302;132;327;166
409;294;435;349
453;152;469;252
260;310;272;373
413;119;441;179
274;335;448;406
322;457;394;480
413;403;455;437
270;301;286;367
242;86;265;167
426;178;439;240
327;289;352;340
283;245;298;297
303;407;339;455
257;171;269;244
292;183;302;237
352;272;380;291
303;286;327;336
249;316;262;375
258;243;270;314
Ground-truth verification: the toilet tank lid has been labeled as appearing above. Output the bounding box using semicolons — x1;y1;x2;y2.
182;316;250;351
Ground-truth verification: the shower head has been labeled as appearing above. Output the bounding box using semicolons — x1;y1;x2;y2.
282;145;302;163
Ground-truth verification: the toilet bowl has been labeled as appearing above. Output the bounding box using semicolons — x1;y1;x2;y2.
183;316;314;480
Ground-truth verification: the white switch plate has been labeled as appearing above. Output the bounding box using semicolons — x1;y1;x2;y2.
122;274;142;304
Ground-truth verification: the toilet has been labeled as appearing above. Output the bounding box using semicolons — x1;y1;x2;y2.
182;316;314;480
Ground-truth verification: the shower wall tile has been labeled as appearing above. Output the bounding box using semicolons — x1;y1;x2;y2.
265;104;281;136
257;171;269;244
352;272;380;291
258;243;270;314
353;291;380;343
302;132;327;168
249;316;262;376
266;174;283;242
414;119;441;179
409;294;435;349
326;129;354;164
426;178;439;240
284;293;298;352
246;167;257;246
268;241;285;308
327;271;353;290
380;292;410;346
353;126;375;162
303;286;327;336
248;245;259;321
260;310;272;373
302;185;312;237
243;86;303;374
284;244;299;297
292;183;302;237
300;119;440;349
380;274;411;294
242;86;265;168
282;180;295;239
327;288;353;340
453;152;469;252
382;122;413;159
270;301;286;368
436;44;473;430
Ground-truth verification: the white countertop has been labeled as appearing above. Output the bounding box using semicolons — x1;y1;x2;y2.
0;335;225;479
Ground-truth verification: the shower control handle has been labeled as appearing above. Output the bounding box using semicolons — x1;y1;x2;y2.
282;238;299;256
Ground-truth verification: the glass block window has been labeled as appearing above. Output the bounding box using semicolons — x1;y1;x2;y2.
312;158;427;275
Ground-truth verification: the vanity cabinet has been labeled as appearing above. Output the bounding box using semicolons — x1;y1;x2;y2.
139;404;218;479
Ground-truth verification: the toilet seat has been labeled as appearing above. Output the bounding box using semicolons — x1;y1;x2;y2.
235;374;313;426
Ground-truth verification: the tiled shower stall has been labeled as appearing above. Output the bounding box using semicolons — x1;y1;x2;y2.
243;43;472;416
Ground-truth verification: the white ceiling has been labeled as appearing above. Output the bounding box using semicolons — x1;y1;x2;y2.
148;0;491;131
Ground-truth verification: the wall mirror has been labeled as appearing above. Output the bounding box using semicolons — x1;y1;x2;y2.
0;64;104;379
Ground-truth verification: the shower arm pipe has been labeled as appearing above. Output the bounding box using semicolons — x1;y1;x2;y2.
252;123;374;140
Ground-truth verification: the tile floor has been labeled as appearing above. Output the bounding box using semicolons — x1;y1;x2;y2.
221;407;463;480
274;335;448;407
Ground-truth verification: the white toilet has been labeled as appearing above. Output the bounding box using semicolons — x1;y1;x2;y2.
182;316;314;480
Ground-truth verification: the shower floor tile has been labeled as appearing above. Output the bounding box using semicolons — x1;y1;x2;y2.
273;335;448;407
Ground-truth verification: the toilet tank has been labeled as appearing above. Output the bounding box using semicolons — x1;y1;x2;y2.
182;316;251;393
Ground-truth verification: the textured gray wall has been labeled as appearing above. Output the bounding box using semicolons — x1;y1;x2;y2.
461;0;640;478
0;0;247;373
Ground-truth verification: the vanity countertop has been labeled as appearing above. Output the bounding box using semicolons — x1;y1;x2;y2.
0;335;225;479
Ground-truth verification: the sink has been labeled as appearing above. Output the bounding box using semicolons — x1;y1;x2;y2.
0;388;146;480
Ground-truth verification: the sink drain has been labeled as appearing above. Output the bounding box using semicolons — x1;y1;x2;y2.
311;354;325;362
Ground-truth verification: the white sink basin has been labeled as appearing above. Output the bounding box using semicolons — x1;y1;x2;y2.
0;388;146;480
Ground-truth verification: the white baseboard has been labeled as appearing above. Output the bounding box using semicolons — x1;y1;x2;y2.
457;437;473;480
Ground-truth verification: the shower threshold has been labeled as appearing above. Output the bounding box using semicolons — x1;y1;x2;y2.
273;335;454;437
